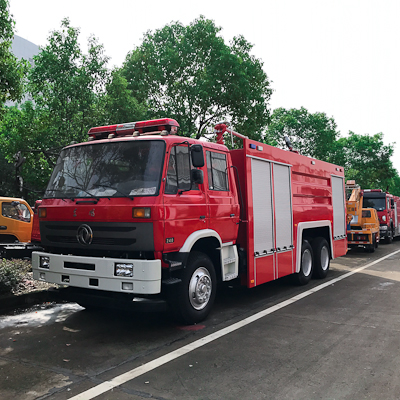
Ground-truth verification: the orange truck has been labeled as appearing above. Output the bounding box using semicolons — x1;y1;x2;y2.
345;181;380;252
0;197;41;258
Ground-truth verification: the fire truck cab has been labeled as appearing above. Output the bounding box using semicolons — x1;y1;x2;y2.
363;189;400;243
32;118;347;324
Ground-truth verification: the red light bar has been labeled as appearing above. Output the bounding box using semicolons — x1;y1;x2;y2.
88;118;180;140
88;124;118;139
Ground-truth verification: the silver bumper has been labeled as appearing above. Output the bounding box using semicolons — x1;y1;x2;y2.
32;252;161;294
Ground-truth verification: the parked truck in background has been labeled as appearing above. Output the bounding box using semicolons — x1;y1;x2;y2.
345;181;380;252
0;197;41;258
363;189;400;243
31;118;348;324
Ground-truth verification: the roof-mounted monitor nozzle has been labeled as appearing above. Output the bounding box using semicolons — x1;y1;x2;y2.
284;136;293;151
214;121;248;145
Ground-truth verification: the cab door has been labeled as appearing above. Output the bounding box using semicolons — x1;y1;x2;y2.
206;150;239;243
163;144;208;251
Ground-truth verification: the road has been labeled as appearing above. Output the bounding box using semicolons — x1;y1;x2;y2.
1;240;400;400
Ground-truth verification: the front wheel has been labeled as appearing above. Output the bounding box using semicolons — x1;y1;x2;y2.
385;229;393;244
293;240;313;285
170;251;216;325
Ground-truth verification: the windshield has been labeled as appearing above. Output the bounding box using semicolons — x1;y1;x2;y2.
363;197;386;211
45;140;165;199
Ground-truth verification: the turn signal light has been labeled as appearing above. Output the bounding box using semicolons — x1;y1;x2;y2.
38;208;47;218
132;207;151;218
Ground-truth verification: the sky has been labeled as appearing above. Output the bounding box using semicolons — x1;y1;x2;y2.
9;0;400;173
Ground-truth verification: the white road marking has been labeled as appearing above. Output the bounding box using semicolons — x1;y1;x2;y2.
70;249;400;399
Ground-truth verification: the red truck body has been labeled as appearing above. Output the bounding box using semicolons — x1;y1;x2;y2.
363;189;400;243
31;200;42;243
32;118;347;323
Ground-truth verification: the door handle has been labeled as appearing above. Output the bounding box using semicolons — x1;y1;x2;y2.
230;214;235;217
200;215;206;223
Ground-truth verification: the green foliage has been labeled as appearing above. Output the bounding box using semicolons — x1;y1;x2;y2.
333;132;397;191
0;258;30;294
0;0;28;110
28;18;110;144
122;16;272;140
100;69;147;124
1;19;111;200
0;103;55;200
265;107;340;161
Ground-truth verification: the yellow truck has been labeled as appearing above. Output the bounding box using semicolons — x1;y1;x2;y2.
345;181;380;252
0;197;41;258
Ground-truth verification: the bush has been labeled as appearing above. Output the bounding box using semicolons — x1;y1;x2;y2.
0;258;31;294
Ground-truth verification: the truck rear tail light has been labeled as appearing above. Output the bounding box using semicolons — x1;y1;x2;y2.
132;207;151;218
40;256;50;269
115;263;134;277
39;208;47;218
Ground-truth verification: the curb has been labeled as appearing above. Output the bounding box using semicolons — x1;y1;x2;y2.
0;289;57;314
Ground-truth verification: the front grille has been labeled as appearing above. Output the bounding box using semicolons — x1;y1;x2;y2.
47;235;135;246
40;221;154;251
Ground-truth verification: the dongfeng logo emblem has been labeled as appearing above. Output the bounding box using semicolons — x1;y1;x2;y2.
76;224;93;245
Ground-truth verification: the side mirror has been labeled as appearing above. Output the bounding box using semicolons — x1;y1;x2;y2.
191;169;203;184
191;144;204;168
391;198;395;208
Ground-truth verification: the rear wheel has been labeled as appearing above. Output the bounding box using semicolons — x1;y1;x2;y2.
293;240;313;285
312;237;330;279
169;251;216;325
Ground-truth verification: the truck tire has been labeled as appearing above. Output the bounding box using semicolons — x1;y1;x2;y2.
170;251;216;325
385;229;393;244
293;240;313;285
312;237;330;279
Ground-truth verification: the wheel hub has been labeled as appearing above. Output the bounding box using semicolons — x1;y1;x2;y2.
189;267;212;310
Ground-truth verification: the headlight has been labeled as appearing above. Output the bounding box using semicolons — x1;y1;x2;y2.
382;215;386;221
115;263;134;277
40;256;50;269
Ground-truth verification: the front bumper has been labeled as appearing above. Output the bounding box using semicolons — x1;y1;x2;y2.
379;225;389;239
32;251;161;295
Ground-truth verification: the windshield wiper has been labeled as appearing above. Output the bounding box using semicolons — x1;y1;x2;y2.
92;184;134;200
64;185;100;201
43;189;75;201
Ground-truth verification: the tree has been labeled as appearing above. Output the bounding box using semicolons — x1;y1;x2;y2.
100;69;147;125
265;107;340;161
0;103;55;202
333;132;397;191
121;16;272;140
0;19;110;201
28;18;110;145
0;0;27;111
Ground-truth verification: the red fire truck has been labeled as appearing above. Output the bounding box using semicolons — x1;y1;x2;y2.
363;189;400;243
32;118;347;324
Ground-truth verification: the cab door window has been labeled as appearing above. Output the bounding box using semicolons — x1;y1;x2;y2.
165;145;198;194
2;202;31;222
206;151;229;191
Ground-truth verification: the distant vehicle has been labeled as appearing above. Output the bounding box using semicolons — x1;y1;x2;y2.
345;181;380;252
0;197;42;258
363;189;400;243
